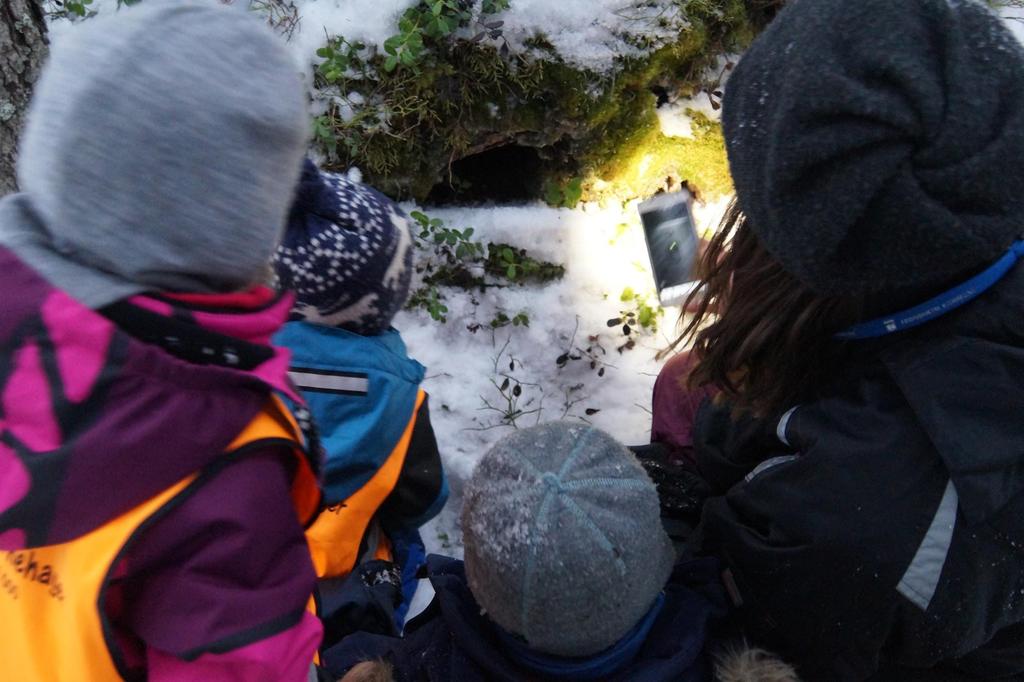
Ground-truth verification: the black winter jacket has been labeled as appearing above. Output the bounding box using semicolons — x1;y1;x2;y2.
693;265;1024;681
321;555;729;682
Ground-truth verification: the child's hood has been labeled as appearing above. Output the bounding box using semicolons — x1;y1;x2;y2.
0;247;301;551
0;0;307;311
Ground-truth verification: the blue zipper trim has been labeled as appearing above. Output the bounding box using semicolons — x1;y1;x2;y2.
837;240;1024;340
494;593;666;680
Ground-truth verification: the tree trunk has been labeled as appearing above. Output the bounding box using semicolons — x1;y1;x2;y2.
0;0;48;195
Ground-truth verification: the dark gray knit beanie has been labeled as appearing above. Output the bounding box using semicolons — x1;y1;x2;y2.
461;422;675;658
724;0;1024;296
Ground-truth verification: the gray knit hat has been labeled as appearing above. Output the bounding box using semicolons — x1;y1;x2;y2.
461;422;675;658
0;0;308;309
724;0;1024;297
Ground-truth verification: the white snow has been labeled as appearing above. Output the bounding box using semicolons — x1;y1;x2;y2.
49;0;693;78
488;0;684;72
285;0;416;72
997;3;1024;46
398;198;727;557
285;0;690;75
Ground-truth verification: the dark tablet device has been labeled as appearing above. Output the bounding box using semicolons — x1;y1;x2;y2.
638;190;700;306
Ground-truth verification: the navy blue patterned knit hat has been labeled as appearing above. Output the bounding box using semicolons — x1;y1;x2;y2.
274;160;413;335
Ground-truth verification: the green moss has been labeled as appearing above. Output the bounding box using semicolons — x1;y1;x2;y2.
313;0;764;202
587;111;733;202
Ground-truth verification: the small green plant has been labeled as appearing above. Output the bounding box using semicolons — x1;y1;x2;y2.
490;310;530;329
410;210;486;262
605;287;664;352
312;115;340;158
619;287;663;330
481;0;510;12
70;0;94;14
316;37;367;84
383;15;427;72
383;0;509;73
46;0;94;18
407;285;449;322
543;178;584;208
405;210;563;325
485;244;565;283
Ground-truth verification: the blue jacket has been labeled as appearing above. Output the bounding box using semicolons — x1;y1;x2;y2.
322;555;729;682
275;321;448;529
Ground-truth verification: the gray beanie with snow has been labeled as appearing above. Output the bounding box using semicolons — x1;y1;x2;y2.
0;0;308;309
461;422;675;658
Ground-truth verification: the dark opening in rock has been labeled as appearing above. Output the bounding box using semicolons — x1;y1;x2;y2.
427;144;544;204
650;85;671;107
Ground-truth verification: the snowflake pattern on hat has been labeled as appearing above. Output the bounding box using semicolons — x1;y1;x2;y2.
274;160;412;335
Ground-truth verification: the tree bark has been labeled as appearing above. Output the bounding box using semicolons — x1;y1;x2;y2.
0;0;48;195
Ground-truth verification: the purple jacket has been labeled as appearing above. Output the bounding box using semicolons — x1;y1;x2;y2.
0;247;321;681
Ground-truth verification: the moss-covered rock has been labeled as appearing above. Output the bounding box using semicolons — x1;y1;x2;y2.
311;0;775;203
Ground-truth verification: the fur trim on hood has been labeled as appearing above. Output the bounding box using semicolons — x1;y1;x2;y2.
338;660;394;682
716;646;800;682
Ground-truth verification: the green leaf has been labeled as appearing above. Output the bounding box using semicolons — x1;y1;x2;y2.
620;287;635;302
316;47;334;59
563;178;584;208
463;227;474;238
400;49;416;66
638;307;654;328
543;181;563;207
501;247;514;263
383;36;402;55
384;55;400;72
410;210;429;224
507;265;518;279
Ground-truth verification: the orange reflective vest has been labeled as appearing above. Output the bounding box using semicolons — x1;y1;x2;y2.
0;396;319;682
305;390;427;579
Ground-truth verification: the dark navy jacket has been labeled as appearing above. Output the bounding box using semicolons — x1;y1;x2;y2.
693;264;1024;681
322;555;728;682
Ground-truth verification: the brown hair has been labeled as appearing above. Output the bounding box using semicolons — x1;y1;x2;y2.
338;660;395;682
664;200;862;416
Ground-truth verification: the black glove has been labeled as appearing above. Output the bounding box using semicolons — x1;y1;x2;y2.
317;559;403;651
630;442;712;540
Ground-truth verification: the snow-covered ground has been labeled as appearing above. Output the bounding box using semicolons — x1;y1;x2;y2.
285;0;689;75
399;197;728;558
999;3;1024;45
